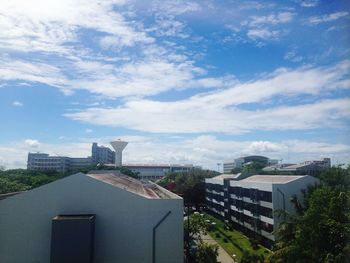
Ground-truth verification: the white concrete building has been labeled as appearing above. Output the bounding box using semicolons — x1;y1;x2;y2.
223;155;278;174
125;164;196;181
0;171;183;263
205;173;318;247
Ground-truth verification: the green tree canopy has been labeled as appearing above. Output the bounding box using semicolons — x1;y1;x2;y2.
158;168;218;206
270;166;350;263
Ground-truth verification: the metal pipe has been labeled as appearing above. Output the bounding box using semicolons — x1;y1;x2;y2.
153;211;171;263
276;188;286;219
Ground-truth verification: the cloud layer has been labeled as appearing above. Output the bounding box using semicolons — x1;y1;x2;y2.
66;61;350;134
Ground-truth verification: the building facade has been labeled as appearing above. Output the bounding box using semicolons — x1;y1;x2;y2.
91;142;115;165
263;158;331;176
125;164;195;181
0;172;183;263
27;153;71;173
205;174;318;247
223;156;278;174
27;153;92;173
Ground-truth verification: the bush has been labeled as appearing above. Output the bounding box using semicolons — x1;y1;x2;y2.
249;237;259;250
215;232;221;238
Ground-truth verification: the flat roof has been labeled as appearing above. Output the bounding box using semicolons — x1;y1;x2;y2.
240;175;306;184
212;174;241;180
124;164;193;168
87;172;181;199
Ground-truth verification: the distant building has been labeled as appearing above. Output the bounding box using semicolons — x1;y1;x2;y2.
205;173;318;247
91;142;115;165
27;153;92;173
0;171;183;263
223;156;278;174
27;143;117;173
27;142;196;179
263;158;331;176
125;164;196;181
27;153;73;173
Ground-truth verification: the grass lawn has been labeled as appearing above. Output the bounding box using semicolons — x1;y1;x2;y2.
203;213;272;262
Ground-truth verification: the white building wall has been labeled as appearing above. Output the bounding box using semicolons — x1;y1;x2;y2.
272;175;318;231
0;174;183;263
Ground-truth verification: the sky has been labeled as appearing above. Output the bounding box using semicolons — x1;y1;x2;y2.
0;0;349;170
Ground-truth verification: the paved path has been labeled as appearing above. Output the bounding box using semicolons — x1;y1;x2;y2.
201;234;236;263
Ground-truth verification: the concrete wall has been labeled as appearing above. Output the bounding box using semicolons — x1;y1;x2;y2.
0;173;183;263
272;175;319;230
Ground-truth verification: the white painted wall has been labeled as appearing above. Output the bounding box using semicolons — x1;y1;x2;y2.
272;175;319;231
0;173;183;263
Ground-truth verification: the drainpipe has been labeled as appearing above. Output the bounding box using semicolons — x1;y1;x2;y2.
153;211;171;263
276;188;285;219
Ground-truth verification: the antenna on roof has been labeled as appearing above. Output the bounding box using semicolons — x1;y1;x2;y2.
217;163;221;173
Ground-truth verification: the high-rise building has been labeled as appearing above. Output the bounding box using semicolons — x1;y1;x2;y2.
91;142;115;165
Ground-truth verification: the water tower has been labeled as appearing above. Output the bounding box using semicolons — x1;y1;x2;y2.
110;140;128;167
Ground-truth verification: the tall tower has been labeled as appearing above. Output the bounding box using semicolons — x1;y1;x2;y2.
110;140;128;167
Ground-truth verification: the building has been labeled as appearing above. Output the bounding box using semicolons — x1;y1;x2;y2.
91;142;115;165
205;173;318;247
125;164;195;181
27;143;117;173
27;153;92;173
0;171;183;263
27;153;73;173
223;156;278;174
27;141;196;178
263;158;331;176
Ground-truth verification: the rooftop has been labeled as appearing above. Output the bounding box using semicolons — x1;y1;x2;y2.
240;175;306;184
124;164;193;168
87;171;181;199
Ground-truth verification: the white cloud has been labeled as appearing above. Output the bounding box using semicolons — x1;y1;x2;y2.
228;11;294;43
307;12;349;25
248;12;294;27
12;101;23;107
298;0;319;8
65;61;350;134
284;50;303;62
247;29;280;40
65;98;350;134
0;0;153;53
0;57;69;93
24;139;40;148
151;0;200;16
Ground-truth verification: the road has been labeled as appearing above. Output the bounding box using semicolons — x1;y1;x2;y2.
201;233;236;263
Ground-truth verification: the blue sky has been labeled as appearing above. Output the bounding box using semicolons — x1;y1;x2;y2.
0;0;349;169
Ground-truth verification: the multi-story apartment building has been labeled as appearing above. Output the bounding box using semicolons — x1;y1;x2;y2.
205;173;318;247
91;142;115;164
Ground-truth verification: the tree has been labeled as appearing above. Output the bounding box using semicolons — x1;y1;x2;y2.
184;213;219;263
158;169;218;208
195;242;219;263
241;250;264;263
242;161;266;173
184;213;207;242
270;166;350;263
